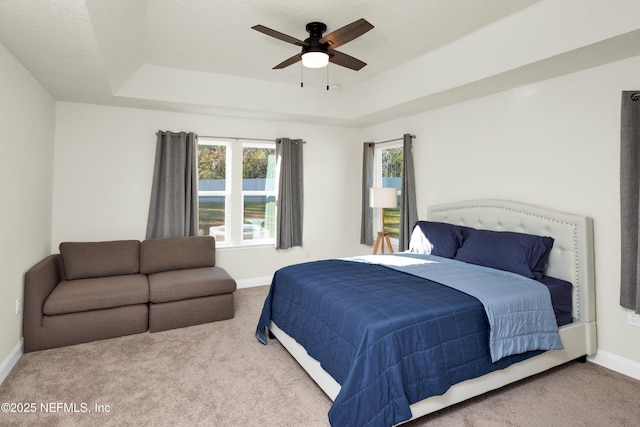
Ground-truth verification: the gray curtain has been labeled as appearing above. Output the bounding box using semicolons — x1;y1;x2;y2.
146;131;198;240
276;138;304;249
360;142;375;245
398;134;418;251
620;91;640;313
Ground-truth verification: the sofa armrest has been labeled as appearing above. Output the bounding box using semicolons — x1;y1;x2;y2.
23;254;63;352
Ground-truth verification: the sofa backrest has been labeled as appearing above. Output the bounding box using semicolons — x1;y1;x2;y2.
140;236;215;274
59;240;141;280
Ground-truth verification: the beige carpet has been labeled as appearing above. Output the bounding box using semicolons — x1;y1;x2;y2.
1;285;639;427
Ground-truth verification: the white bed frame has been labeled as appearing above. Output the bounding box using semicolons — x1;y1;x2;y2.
268;199;596;424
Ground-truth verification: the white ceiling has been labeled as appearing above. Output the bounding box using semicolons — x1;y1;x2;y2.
1;0;640;127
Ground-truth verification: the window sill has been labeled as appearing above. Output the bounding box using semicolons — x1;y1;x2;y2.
216;242;276;252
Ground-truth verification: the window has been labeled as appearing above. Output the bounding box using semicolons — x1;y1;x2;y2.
198;138;276;246
375;142;403;242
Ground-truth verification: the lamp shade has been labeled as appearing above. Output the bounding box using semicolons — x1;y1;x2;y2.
302;51;329;68
370;187;397;209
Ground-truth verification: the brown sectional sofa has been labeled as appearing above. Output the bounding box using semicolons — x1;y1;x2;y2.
24;236;236;352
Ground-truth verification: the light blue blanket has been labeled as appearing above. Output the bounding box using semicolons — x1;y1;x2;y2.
345;253;563;362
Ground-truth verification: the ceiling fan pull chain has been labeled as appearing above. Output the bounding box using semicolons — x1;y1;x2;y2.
301;63;304;88
326;64;329;91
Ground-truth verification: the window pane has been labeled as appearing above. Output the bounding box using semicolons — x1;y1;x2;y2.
198;144;226;186
382;147;402;191
242;145;276;243
382;147;403;239
383;195;401;239
243;146;276;191
198;144;227;240
199;196;226;241
243;195;276;241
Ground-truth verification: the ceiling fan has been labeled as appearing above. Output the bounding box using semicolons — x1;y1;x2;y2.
252;18;374;71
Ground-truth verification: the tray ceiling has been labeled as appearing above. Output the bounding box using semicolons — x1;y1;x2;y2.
1;0;639;127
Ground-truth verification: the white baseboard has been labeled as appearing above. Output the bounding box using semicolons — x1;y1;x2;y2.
0;338;23;385
236;276;272;289
589;349;640;381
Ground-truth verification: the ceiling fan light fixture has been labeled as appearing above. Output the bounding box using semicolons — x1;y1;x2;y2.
301;51;329;68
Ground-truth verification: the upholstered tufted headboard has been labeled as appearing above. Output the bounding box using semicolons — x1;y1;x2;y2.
427;199;595;324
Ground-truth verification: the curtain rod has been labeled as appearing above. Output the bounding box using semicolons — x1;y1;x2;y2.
198;135;306;143
374;134;416;144
157;132;306;143
198;135;276;142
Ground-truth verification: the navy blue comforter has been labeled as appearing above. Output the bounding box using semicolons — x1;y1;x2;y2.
256;260;538;427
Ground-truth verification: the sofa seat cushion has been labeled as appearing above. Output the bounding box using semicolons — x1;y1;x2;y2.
148;267;236;304
43;274;149;316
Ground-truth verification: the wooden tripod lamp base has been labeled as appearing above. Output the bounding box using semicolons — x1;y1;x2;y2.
373;231;393;254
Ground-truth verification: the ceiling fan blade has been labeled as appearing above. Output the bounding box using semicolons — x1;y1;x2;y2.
273;53;302;69
320;18;374;49
252;25;307;46
329;50;367;71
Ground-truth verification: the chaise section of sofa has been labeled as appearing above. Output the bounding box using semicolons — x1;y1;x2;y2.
141;236;236;332
23;240;149;353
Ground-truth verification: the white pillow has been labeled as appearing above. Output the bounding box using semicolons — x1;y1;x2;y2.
408;227;434;254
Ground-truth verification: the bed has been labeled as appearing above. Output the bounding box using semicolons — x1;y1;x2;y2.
256;199;596;426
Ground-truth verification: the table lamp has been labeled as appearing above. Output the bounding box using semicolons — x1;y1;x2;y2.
370;187;397;254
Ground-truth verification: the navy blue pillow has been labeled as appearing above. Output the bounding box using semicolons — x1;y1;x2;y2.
454;229;554;279
412;221;466;258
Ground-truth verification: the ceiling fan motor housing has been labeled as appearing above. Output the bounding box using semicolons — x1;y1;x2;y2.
303;22;330;55
305;22;327;36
